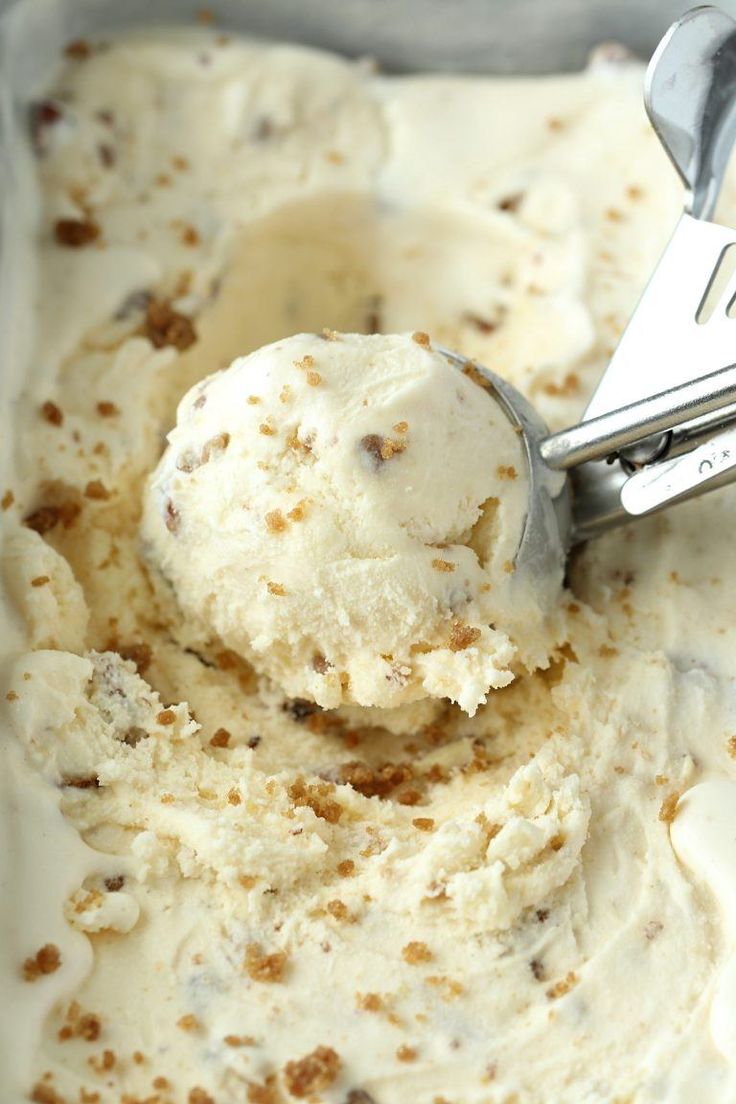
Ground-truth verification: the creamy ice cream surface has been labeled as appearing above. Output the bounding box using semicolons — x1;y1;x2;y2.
142;331;533;715
3;23;736;1104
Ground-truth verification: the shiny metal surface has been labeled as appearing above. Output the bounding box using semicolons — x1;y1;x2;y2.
551;6;736;540
541;361;736;470
440;349;570;603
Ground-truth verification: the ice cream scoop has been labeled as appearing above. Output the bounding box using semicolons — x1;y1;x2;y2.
142;332;550;716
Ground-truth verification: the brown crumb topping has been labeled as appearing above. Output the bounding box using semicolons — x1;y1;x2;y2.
104;875;124;892
431;558;455;573
412;817;435;832
88;1049;115;1073
24;499;81;535
287;499;308;522
200;432;230;464
116;642;152;675
30;1084;65;1104
425;975;464;1000
412;331;431;347
224;1034;257;1047
461;362;493;391
288;777;343;823
84;480;110;501
188;1090;215;1104
658;791;682;824
64;38;91;58
338;759;412;799
337;859;355;877
497;464;517;480
63;775;99;789
247;1077;278;1103
244;944;288;983
1;490;14;510
157;709;176;726
142;299;197;351
96;400;119;418
58;1002;102;1042
31;575;51;587
54;217;99;247
463;311;500;334
283;1046;341;1098
267;582;287;596
542;372;580;398
530;958;546;981
546;970;578;999
265;509;287;534
164;499;180;534
326;899;354;923
356;992;383;1012
177;1013;200;1032
396;1044;417;1062
210;728;231;748
23;943;61;982
360;433;407;468
41;400;63;426
447;621;481;651
402;941;432;965
728;736;736;758
306;370;322;386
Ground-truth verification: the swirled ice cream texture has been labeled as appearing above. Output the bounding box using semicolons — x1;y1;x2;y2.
142;332;534;715
3;23;736;1104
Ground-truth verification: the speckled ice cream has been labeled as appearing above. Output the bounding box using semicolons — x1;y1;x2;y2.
141;331;535;716
3;24;736;1104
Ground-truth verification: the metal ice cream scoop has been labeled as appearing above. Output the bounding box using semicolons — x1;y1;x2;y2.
444;5;736;596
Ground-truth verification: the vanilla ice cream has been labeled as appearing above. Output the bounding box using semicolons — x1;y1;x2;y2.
142;331;535;715
3;22;736;1104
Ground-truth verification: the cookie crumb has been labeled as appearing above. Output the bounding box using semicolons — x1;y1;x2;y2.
210;728;231;748
546;971;578;999
54;217;99;247
84;480;110;500
244;944;288;983
658;791;682;824
23;944;61;982
41;400;64;426
283;1045;341;1098
402;941;432;965
96;401;119;417
448;621;481;651
265;509;287;534
177;1013;200;1032
143;299;197;351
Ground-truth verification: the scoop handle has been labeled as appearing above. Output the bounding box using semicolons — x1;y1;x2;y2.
540;361;736;471
645;5;736;221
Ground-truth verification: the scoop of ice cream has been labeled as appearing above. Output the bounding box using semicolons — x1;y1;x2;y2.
141;331;538;714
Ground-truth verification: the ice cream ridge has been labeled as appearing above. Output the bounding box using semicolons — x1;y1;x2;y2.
142;331;551;716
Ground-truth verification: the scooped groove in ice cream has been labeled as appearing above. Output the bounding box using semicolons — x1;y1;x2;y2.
141;331;540;714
